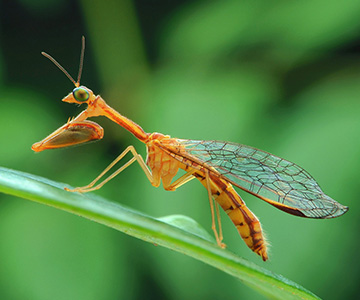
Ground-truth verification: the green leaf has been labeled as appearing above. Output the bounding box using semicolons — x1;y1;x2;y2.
0;167;319;300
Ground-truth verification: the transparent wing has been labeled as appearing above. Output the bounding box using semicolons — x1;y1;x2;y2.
167;139;348;219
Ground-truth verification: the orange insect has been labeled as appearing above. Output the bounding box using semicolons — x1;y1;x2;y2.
32;38;348;261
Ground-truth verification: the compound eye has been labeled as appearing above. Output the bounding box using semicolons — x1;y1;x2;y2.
73;87;90;102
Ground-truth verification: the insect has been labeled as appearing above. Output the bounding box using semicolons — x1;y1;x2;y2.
32;37;348;261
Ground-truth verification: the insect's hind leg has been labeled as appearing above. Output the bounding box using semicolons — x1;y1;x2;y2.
205;170;226;249
65;145;155;193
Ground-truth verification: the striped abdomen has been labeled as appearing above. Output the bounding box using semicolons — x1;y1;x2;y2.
194;171;268;261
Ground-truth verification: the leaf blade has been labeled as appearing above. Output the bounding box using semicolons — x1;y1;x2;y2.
0;167;319;300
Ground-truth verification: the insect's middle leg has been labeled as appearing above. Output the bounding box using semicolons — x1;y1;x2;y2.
162;169;197;191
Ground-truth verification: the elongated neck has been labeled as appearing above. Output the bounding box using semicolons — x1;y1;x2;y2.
75;96;150;142
101;100;150;142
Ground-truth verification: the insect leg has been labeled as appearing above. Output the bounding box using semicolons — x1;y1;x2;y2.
215;198;224;245
205;170;226;249
66;145;155;193
163;169;197;191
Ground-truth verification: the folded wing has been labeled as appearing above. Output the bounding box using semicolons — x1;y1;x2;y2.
174;140;348;219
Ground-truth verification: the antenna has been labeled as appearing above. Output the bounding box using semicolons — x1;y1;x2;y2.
77;36;85;85
41;36;86;88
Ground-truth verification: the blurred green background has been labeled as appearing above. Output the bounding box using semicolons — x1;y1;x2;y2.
0;0;359;299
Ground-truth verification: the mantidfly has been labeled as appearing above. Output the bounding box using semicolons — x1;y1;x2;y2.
32;37;348;261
